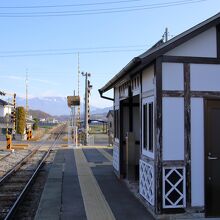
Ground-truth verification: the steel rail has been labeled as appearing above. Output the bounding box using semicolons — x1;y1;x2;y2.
0;124;63;185
3;124;65;220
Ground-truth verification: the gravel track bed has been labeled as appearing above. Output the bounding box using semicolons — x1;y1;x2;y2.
12;150;56;220
0;150;32;178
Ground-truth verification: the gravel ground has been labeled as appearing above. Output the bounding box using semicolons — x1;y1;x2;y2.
0;150;32;178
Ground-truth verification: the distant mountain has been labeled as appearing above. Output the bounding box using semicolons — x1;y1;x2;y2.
29;109;51;119
16;96;112;116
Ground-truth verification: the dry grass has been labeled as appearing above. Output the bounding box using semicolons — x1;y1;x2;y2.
30;128;49;141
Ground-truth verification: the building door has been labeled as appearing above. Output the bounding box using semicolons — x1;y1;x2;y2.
205;99;220;217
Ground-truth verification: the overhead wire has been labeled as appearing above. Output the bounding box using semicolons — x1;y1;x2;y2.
0;45;148;54
0;0;208;17
0;0;144;9
0;49;145;58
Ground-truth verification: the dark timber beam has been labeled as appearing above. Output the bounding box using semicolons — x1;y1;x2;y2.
155;57;163;214
184;63;191;208
162;55;220;64
162;90;184;97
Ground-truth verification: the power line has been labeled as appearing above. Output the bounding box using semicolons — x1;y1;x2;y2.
0;44;147;54
0;48;145;58
0;0;205;15
0;0;144;9
0;0;207;17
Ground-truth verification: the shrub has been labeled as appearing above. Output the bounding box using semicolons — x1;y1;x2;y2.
16;107;26;134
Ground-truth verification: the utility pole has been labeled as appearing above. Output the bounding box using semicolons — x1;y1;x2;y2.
77;53;81;128
25;70;29;121
163;27;169;42
81;72;91;145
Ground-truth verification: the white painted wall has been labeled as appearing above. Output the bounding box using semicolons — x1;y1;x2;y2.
142;65;154;93
162;97;184;161
142;96;154;159
166;27;217;58
162;63;184;91
191;64;220;91
191;98;204;207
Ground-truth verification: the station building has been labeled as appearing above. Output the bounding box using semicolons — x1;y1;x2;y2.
99;13;220;218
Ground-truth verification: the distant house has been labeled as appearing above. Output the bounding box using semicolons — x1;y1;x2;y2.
0;99;13;117
99;13;220;218
0;99;13;139
106;110;114;146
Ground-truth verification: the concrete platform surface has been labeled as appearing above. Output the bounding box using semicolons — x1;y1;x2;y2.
35;146;155;220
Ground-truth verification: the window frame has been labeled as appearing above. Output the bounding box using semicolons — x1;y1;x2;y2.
142;97;154;158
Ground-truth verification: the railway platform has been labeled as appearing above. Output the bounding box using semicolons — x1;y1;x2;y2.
34;146;154;220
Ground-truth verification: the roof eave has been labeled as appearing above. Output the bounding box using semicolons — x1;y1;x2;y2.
99;57;141;93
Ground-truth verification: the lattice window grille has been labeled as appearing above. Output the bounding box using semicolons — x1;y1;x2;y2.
113;145;119;171
139;159;154;205
163;167;186;208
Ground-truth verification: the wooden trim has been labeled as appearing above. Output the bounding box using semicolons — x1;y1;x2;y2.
184;63;191;208
155;57;163;214
191;91;220;98
119;100;124;178
162;90;184;97
128;86;133;132
162;160;185;167
162;55;220;64
142;89;154;98
140;73;143;156
204;98;208;216
140;154;154;164
216;24;220;58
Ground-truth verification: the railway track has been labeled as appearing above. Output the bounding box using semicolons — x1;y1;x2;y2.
0;124;65;220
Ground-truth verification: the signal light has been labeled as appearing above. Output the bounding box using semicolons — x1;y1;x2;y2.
10;110;16;123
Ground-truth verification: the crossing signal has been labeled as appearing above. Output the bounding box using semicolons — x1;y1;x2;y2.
11;110;16;122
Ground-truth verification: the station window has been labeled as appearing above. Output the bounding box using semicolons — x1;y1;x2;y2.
143;102;154;152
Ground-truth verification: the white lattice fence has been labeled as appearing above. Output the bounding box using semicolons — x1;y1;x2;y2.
163;167;186;208
139;160;154;205
113;144;119;171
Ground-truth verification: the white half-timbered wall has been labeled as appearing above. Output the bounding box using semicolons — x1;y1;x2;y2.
141;64;155;158
166;27;217;58
142;65;154;93
162;97;184;161
191;64;220;91
161;58;220;208
162;63;184;90
191;97;204;206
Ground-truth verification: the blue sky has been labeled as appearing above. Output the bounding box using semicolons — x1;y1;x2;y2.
0;0;219;109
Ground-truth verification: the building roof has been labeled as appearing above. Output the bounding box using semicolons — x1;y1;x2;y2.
0;99;13;106
99;12;220;94
106;110;114;118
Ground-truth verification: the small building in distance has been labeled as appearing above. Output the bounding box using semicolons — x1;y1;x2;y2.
0;99;13;139
106;110;114;146
99;13;220;218
0;99;13;117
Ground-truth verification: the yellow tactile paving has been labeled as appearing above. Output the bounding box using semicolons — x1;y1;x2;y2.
96;148;113;162
74;148;116;220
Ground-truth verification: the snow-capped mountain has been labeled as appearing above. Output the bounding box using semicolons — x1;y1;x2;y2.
16;96;112;116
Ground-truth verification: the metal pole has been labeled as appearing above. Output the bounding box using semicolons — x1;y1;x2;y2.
165;27;168;42
85;73;88;145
